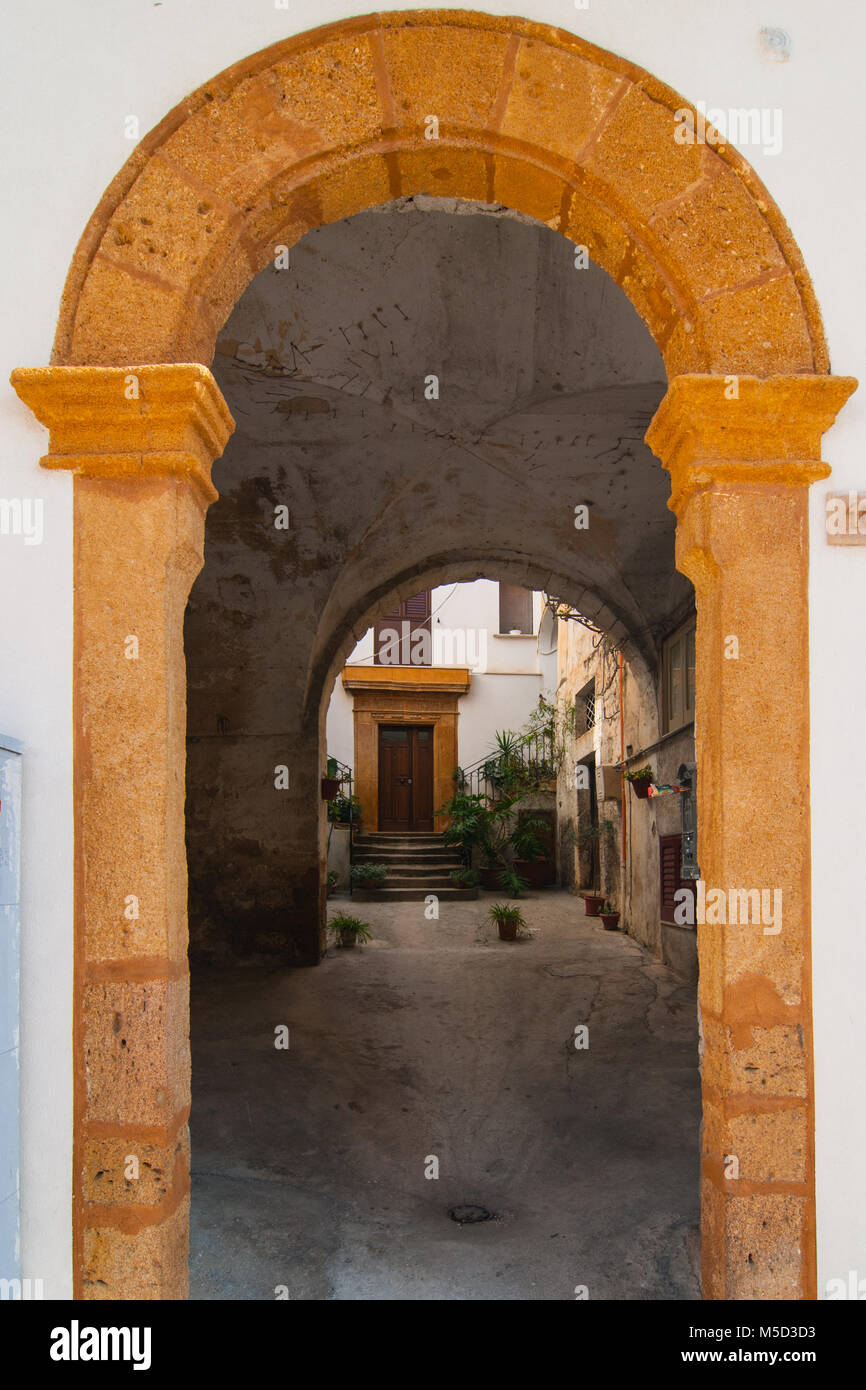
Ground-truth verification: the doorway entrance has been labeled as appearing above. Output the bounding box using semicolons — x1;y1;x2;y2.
12;7;856;1303
378;725;434;831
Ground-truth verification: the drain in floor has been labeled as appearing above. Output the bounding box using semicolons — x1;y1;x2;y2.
448;1204;494;1225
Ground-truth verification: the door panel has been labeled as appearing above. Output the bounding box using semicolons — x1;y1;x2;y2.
379;727;412;830
412;727;434;831
378;725;434;831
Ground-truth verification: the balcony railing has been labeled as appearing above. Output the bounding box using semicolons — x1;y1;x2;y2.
458;729;556;801
326;756;356;861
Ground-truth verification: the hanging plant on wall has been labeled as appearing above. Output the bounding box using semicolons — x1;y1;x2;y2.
625;765;655;799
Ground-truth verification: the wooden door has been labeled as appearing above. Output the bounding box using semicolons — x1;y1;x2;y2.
378;725;434;830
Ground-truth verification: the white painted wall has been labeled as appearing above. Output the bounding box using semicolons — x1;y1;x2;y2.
2;0;864;1296
326;580;555;772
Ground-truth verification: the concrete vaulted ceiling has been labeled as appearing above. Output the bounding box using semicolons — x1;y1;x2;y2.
194;198;694;725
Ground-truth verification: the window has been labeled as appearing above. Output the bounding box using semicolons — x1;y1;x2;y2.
374;590;432;665
662;619;696;733
576;680;596;732
498;583;533;634
660;834;691;925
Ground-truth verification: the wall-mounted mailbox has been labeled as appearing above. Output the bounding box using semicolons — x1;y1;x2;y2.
599;765;622;801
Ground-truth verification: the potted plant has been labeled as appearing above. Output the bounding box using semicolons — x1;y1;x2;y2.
499;865;529;899
321;759;341;801
327;792;361;824
449;866;480;888
328;913;372;948
509;816;551;889
351;863;387;896
599;901;620;931
583;891;605;917
326;870;339;897
437;785;519;888
488;902;526;942
625;765;654;800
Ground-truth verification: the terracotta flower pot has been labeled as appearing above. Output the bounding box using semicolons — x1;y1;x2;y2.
498;919;518;941
584;893;604;917
479;864;505;891
321;777;340;801
600;912;620;931
513;858;550;889
628;775;653;800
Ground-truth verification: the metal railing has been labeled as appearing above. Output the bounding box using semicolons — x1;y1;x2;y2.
327;756;355;863
458;729;556;801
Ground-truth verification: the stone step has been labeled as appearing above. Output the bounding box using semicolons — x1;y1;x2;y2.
351;887;478;902
353;845;461;856
377;875;467;888
355;863;463;878
354;836;448;849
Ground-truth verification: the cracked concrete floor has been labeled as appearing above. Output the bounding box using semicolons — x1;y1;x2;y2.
189;892;701;1300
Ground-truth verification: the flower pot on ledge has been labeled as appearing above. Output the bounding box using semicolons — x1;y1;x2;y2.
628;775;653;800
321;776;340;801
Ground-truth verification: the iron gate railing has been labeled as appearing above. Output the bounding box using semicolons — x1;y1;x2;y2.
327;756;355;863
458;729;556;801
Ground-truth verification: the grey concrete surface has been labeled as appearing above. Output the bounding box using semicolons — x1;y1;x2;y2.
189;891;701;1300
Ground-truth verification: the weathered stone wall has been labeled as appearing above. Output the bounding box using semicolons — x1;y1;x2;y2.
554;603;696;970
184;202;688;965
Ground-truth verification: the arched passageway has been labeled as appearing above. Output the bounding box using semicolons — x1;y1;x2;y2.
10;10;855;1300
184;199;687;965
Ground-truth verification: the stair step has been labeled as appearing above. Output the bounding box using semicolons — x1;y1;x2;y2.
354;845;464;856
351;887;478;902
354;838;448;849
378;875;466;888
355;864;462;878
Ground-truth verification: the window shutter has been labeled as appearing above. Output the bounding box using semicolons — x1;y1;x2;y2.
374;591;431;664
659;834;684;922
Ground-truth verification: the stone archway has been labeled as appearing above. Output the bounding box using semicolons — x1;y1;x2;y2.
10;10;856;1301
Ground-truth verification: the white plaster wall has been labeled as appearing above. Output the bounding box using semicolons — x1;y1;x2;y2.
2;0;864;1296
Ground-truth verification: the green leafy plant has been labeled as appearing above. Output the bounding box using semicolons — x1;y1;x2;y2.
327;870;339;889
499;866;529;898
326;756;339;778
488;902;525;929
625;765;654;782
328;792;361;824
329;913;372;945
509;816;549;862
487;901;528;940
351;863;387;886
449;866;480;887
436;788;520;867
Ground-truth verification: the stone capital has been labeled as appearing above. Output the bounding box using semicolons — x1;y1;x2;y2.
10;363;235;506
646;374;857;514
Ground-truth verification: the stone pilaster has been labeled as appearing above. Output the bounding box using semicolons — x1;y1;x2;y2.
646;373;856;1300
11;364;234;1298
